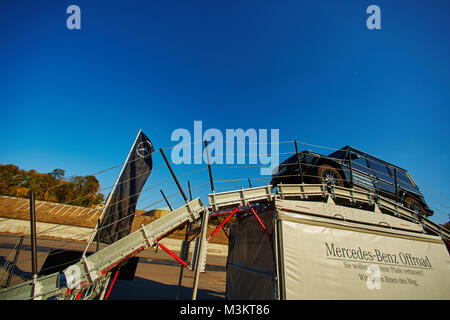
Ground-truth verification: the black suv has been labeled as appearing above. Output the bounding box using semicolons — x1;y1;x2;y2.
271;145;433;217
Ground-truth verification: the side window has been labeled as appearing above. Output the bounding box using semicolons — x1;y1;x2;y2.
350;152;375;188
367;159;392;182
351;153;369;171
396;170;416;188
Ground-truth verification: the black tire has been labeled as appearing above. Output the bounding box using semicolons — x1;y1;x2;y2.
403;196;426;216
317;164;344;187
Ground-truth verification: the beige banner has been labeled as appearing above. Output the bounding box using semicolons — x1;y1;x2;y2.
281;219;450;299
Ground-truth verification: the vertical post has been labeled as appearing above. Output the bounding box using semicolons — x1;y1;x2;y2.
96;219;100;252
176;223;191;300
248;178;252;188
204;140;215;193
192;208;210;300
188;181;193;201
348;151;354;188
174;182;194;300
294;141;304;184
160;148;188;202
29;191;38;277
394;168;398;204
159;148;191;300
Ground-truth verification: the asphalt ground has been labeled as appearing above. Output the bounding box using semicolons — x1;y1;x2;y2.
0;233;227;300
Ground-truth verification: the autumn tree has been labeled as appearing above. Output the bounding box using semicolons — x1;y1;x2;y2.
0;164;104;207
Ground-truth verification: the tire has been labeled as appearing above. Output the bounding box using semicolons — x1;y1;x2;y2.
403;196;426;216
317;164;344;187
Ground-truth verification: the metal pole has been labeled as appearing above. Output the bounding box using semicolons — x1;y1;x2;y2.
176;182;193;299
175;181;194;300
29;191;38;277
394;168;398;204
204;140;215;193
159;148;191;300
160;189;173;211
96;219;100;252
192;208;209;300
348;151;354;188
159;148;188;202
188;181;193;201
248;178;252;188
5;236;24;288
294;140;304;184
176;223;191;300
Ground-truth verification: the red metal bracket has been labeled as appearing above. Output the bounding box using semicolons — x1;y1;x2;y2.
207;205;242;241
104;267;120;300
154;240;192;271
74;281;88;300
247;202;272;241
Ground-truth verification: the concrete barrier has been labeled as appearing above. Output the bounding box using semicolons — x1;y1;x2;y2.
0;218;93;241
0;218;229;256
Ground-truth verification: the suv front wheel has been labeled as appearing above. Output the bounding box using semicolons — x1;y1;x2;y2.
317;164;344;187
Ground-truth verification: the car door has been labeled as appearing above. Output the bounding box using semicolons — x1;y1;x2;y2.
349;151;376;190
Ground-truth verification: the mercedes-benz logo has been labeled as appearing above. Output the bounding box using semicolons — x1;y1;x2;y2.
136;140;152;158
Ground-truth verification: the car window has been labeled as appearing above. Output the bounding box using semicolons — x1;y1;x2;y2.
351;154;369;170
396;170;416;188
367;158;392;181
350;153;375;188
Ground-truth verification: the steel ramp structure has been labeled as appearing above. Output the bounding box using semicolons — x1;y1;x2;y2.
1;183;448;300
0;198;204;300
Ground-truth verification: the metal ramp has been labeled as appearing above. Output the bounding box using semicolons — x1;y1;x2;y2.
0;198;204;300
1;183;448;300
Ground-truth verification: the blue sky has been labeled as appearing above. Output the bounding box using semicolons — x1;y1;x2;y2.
0;1;449;224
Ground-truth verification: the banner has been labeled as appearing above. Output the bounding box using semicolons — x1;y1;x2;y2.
280;217;450;299
97;130;154;244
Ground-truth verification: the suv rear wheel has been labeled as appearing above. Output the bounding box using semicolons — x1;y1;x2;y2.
317;164;344;187
403;196;426;216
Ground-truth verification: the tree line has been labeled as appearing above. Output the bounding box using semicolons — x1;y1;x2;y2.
0;164;105;207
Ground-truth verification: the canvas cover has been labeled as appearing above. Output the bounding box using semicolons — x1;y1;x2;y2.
278;211;450;299
225;207;276;300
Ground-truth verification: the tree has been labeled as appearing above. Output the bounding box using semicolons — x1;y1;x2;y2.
0;164;105;207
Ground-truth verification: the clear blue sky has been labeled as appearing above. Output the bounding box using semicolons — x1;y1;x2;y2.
0;1;449;224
